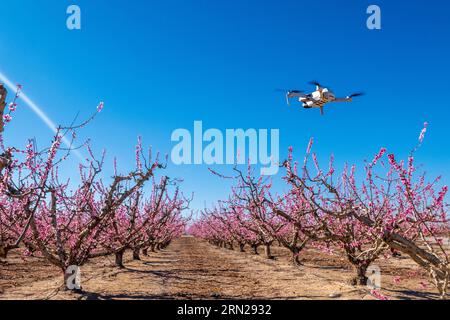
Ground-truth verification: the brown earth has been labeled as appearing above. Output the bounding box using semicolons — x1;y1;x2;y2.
0;236;447;300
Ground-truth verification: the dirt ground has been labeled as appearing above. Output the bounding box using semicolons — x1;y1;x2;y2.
0;236;447;300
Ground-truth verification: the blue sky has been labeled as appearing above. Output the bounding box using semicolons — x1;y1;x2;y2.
1;0;449;212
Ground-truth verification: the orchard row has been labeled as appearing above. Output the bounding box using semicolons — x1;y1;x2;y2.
190;129;449;299
0;85;188;287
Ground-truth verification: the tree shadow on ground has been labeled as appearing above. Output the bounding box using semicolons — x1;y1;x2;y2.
80;290;326;300
121;267;187;281
80;291;177;300
382;288;443;300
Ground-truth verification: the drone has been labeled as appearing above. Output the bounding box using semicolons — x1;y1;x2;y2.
282;81;364;115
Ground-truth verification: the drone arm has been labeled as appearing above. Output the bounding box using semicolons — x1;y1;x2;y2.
286;92;307;105
287;92;307;99
332;97;352;103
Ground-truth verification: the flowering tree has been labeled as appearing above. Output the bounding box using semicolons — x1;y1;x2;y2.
383;151;449;297
0;83;189;290
274;143;396;284
29;145;163;278
277;126;448;295
0;84;67;259
192;124;448;298
266;193;313;266
203;168;282;259
94;173;189;268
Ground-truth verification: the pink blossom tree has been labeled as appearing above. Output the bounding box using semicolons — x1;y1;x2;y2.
0;84;189;290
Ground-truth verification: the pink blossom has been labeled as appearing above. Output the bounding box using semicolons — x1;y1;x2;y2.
418;122;428;143
372;147;386;166
435;185;448;206
306;137;314;154
8;103;17;112
3;114;12;123
97;101;104;112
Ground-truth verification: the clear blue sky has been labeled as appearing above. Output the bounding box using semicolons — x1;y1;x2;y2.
1;0;449;212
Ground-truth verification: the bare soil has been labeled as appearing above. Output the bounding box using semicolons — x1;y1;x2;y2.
0;236;447;300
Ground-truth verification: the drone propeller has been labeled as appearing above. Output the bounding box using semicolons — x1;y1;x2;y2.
348;92;365;98
284;90;305;105
309;81;331;91
309;81;322;87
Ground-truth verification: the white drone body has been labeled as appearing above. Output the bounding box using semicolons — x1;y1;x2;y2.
285;82;363;115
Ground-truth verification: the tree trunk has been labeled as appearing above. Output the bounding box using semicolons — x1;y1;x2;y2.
150;244;156;252
352;263;369;286
239;243;245;252
390;247;401;257
251;244;259;255
291;248;302;266
115;249;125;268
264;244;274;259
132;247;141;260
0;245;7;259
142;248;148;256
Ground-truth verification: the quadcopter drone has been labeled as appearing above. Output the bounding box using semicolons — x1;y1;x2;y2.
283;81;364;115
